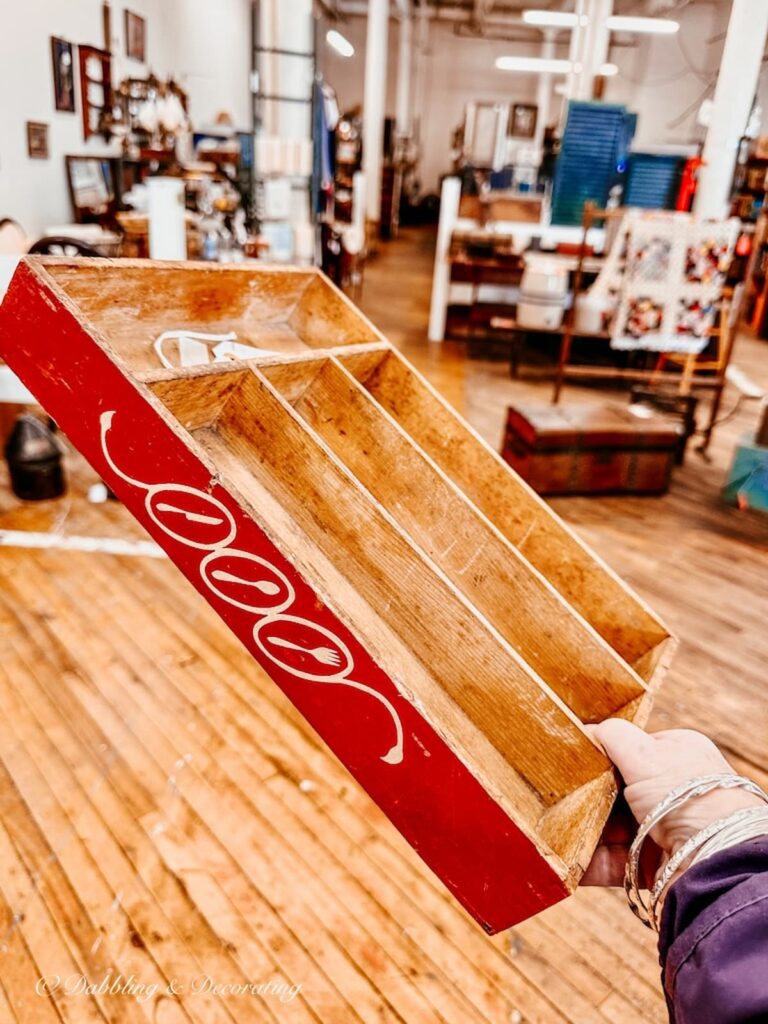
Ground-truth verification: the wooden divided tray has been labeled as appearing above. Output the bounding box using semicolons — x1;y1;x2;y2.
0;258;675;933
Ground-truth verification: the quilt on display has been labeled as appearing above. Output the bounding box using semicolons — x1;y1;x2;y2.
588;211;739;353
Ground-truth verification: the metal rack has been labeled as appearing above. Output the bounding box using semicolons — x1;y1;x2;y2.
250;1;316;233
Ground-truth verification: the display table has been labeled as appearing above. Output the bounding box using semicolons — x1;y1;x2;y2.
428;177;606;341
0;257;34;403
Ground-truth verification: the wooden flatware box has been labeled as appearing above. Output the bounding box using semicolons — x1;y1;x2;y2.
0;259;675;933
503;402;682;496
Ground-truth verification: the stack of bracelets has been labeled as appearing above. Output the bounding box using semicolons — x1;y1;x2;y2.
625;772;768;930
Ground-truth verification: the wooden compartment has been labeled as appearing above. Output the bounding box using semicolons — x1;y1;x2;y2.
0;258;675;933
257;357;648;723
35;260;383;370
338;348;671;679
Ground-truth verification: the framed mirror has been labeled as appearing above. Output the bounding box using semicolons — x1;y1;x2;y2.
65;156;116;223
78;45;112;141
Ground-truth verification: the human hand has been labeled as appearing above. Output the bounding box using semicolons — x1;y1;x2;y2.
581;719;764;887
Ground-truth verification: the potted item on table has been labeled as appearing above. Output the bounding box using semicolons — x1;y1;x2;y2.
4;414;66;501
516;257;568;330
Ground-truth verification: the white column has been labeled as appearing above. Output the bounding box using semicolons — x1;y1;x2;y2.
570;0;612;100
585;0;612;95
428;176;461;343
363;0;390;226
147;179;186;260
695;0;768;220
564;0;587;109
352;170;367;240
395;11;413;138
412;3;430;150
534;31;555;158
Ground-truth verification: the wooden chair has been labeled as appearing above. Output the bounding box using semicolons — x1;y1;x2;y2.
28;236;102;257
0;218;29;256
651;294;735;397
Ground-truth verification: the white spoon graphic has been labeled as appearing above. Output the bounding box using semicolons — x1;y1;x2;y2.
210;569;281;596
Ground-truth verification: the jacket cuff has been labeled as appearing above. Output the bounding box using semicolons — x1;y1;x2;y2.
658;836;768;1023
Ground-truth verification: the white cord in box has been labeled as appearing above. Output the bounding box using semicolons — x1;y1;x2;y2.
153;330;273;370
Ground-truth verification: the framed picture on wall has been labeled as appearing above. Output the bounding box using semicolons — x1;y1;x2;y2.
27;122;50;160
51;36;76;112
78;45;113;140
510;103;538;139
125;11;146;62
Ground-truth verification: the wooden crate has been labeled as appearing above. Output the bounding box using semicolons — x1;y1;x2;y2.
503;403;682;496
0;258;675;933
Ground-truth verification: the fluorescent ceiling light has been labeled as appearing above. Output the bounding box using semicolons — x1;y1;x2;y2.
599;62;619;76
522;10;580;28
326;29;354;57
606;15;679;34
495;56;573;73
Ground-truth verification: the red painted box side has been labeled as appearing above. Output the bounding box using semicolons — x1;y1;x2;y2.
0;262;569;932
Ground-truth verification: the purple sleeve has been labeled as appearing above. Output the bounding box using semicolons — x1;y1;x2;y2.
658;836;768;1024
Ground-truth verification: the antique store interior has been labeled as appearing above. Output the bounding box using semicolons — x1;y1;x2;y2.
0;0;767;1022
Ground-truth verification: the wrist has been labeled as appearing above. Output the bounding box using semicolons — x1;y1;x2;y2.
659;789;766;861
624;771;768;929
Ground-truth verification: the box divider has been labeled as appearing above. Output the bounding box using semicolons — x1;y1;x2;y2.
191;364;610;806
339;348;672;674
263;355;647;724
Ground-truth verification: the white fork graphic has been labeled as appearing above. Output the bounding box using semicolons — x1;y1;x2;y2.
267;635;342;667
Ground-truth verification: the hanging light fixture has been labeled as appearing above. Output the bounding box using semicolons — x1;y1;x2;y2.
495;56;574;73
326;29;355;57
523;10;679;35
522;10;582;28
606;15;679;34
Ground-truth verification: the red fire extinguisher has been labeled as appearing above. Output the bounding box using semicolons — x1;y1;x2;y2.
676;156;705;212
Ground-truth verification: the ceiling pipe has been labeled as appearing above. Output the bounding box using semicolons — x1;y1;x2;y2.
337;0;530;27
334;1;639;48
314;0;340;19
472;0;497;30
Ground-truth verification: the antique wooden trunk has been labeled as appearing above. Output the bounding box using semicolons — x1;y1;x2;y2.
503;402;682;496
0;259;675;933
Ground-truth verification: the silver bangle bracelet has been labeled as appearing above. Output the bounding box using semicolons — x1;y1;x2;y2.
624;773;768;929
649;805;768;928
690;807;768;868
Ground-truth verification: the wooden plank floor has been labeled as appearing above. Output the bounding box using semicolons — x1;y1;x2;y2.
0;230;765;1022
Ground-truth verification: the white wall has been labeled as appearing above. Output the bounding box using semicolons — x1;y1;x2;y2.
319;2;742;194
605;1;728;148
320;16;542;194
0;0;251;236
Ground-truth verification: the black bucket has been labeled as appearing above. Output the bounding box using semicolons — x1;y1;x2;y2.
4;415;66;501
